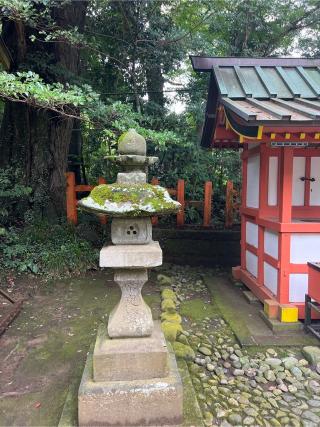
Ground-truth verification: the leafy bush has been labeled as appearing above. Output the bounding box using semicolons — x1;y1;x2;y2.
0;167;32;226
0;221;99;277
82;101;241;225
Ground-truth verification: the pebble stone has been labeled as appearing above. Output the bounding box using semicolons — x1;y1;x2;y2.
159;267;320;427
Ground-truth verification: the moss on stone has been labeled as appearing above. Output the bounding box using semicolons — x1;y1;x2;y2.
161;288;177;302
118;129;146;156
161;311;182;324
161;298;176;313
172;342;195;361
177;333;189;345
161;321;182;342
80;183;180;217
157;274;173;286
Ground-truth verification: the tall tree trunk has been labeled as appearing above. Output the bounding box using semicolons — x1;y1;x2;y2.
146;64;165;112
0;1;87;219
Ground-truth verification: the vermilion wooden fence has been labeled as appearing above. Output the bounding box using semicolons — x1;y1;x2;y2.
66;172;238;228
66;172;107;225
225;180;240;229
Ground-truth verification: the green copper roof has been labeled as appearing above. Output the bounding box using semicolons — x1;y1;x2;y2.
190;56;320;100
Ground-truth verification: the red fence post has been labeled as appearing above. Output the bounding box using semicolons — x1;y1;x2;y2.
203;181;213;227
151;177;159;226
225;180;234;229
98;177;107;225
176;179;185;227
66;172;77;225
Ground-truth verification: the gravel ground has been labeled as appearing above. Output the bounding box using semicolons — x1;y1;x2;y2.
158;264;320;427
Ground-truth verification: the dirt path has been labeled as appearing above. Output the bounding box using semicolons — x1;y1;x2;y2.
0;271;159;426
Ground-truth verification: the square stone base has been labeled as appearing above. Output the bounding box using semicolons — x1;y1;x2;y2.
78;344;183;426
93;322;169;381
99;241;162;268
260;310;303;334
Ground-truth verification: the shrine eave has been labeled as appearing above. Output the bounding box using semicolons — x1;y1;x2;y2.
190;55;320;72
212;106;320;148
190;55;320;148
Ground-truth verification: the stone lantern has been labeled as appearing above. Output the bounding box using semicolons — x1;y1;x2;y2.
77;129;183;426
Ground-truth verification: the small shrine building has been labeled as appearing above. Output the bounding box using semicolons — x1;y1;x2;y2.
191;56;320;321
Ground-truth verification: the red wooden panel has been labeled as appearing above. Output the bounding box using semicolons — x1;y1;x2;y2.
257;225;265;285
75;185;94;192
203;181;213;227
279;147;293;223
278;233;291;304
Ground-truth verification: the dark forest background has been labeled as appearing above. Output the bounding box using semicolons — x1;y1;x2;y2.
1;0;320;276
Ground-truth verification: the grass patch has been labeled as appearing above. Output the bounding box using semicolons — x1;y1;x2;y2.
179;298;217;322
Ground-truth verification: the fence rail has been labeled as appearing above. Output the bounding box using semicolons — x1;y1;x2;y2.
66;172;239;228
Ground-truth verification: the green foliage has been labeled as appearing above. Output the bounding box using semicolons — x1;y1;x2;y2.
0;0;86;46
0;167;32;226
0;221;98;277
0;71;101;120
2;0;320;279
82;100;240;224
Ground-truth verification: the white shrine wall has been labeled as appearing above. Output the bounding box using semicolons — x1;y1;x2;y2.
268;157;278;206
292;157;305;206
289;273;308;303
264;262;278;296
246;154;260;208
241;145;320;314
290;233;320;263
246;221;258;247
246;250;258;277
310;157;320;205
264;230;278;259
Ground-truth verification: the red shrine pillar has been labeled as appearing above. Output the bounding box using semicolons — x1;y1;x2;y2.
278;147;293;305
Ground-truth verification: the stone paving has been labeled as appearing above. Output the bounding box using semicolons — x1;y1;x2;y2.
157;264;320;427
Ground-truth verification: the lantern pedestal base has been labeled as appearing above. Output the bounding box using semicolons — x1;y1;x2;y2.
78;332;183;427
93;322;169;381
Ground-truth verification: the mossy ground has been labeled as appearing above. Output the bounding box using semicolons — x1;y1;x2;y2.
0;271;160;426
2;264;315;427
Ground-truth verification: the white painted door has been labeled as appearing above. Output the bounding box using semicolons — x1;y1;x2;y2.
310;157;320;206
292;157;306;206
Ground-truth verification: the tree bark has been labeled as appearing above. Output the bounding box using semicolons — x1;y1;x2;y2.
0;1;87;219
146;64;165;112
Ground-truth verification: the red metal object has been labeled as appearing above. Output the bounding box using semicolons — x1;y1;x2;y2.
308;263;320;302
